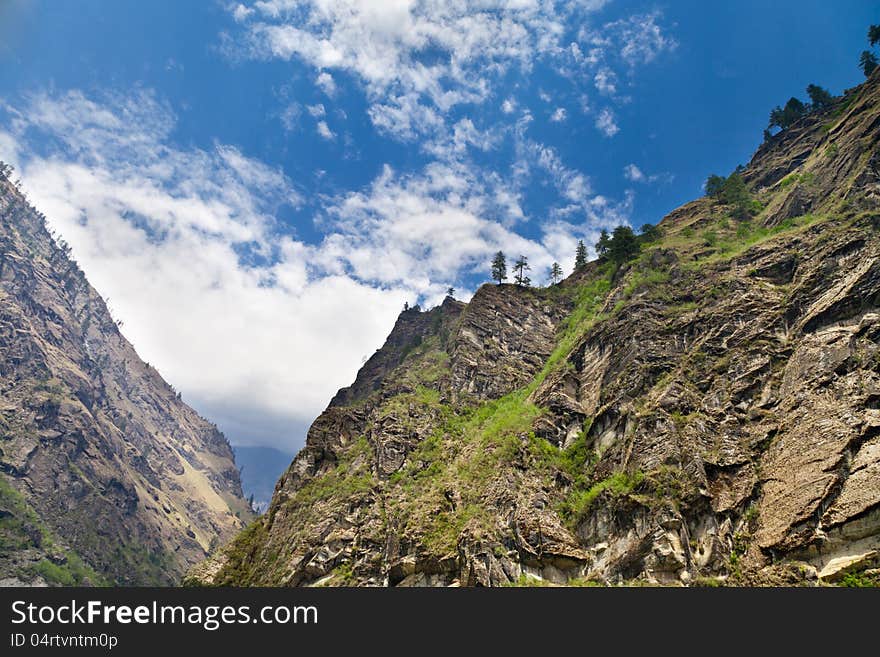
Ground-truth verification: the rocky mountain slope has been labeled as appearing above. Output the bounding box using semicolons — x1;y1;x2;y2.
193;71;880;587
0;172;251;585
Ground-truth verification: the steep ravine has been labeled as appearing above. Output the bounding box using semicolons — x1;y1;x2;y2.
193;71;880;587
0;172;252;585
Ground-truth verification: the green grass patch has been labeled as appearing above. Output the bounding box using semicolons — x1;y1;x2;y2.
413;351;450;384
664;300;698;316
207;517;270;586
778;172;816;189
684;214;826;268
692;576;724;588
559;470;645;524
839;571;880;588
623;268;670;298
379;386;442;420
529;419;595;487
1;475;106;585
532;269;612;388
387;386;546;557
31;552;100;586
0;475;49;551
33;559;77;586
296;437;376;506
327;561;356;586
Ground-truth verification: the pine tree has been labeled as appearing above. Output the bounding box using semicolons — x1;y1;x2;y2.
595;230;610;257
705;174;726;197
491;251;507;284
869;24;880;48
548;262;563;285
806;84;833;109
513;255;531;286
720;173;751;219
639;223;662;243
768;97;807;131
574;240;588;268
860;50;879;77
608;225;639;264
446;286;455;298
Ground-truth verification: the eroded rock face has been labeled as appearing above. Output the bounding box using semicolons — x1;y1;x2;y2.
448;284;570;400
195;73;880;588
0;175;250;585
329;299;465;408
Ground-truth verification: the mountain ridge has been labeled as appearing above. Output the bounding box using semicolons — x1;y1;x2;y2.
0;171;252;585
191;70;880;587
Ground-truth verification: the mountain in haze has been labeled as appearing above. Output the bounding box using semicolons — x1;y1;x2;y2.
234;445;294;513
191;71;880;587
0;171;252;586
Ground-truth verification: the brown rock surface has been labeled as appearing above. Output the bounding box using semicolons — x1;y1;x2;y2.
195;73;880;587
0;173;251;585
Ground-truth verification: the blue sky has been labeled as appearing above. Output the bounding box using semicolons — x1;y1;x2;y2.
0;0;876;452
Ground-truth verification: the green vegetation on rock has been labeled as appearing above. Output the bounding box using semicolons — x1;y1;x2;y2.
0;475;106;586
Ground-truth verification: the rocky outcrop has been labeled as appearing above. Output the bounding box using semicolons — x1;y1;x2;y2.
0;173;251;585
194;72;880;588
330;298;464;407
449;284;570;400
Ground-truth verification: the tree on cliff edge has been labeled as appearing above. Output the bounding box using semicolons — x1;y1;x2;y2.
861;50;879;77
513;255;531;287
861;24;880;78
806;84;833;109
574;240;588;268
595;229;610;258
491;251;507;284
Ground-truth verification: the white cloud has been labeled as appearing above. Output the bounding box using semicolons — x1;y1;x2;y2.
0;130;21;171
514;135;592;208
306;103;325;118
424;118;497;160
318;161;575;298
223;2;677;171
550;107;567;122
224;1;654;145
0;89;628;450
595;107;619;137
578;94;591;114
367;92;446;142
316;120;335;139
574;12;676;115
0;90;404;452
315;71;337;96
237;1;573;104
614;12;678;67
232;3;254;22
623;163;644;182
508;114;634;228
623;163;673;185
279;102;301;131
594;67;617;95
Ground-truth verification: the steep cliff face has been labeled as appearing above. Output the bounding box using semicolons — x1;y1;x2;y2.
0;174;251;585
195;72;880;587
